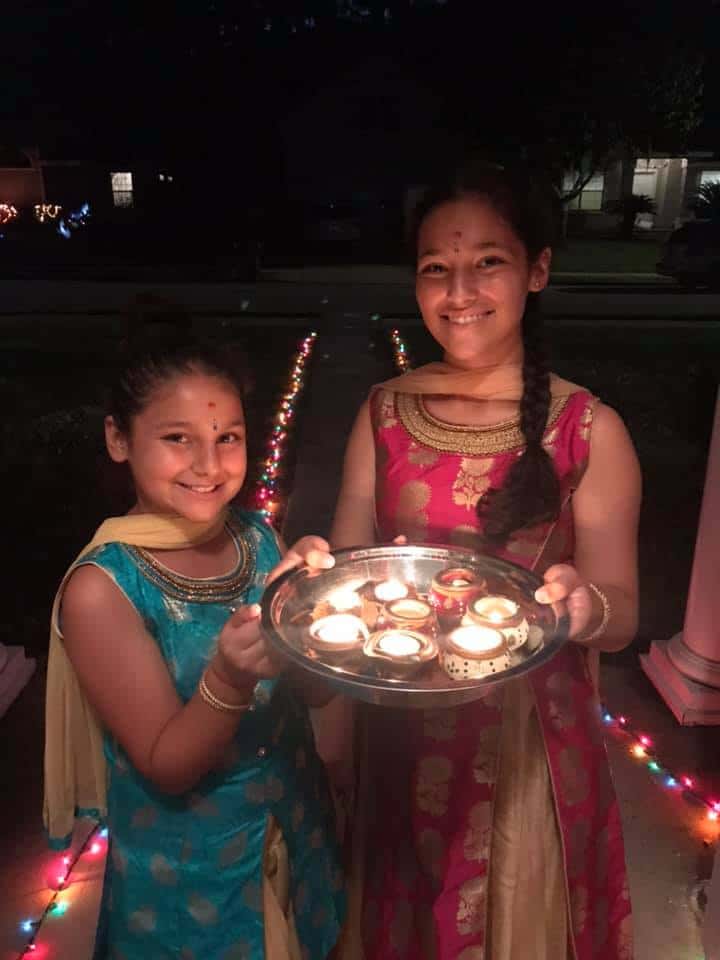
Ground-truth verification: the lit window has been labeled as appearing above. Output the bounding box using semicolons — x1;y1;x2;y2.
700;170;720;186
111;172;133;208
563;172;605;211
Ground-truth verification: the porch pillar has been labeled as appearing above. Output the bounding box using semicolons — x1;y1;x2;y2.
641;386;720;724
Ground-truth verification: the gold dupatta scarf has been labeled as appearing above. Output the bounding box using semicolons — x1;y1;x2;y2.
43;511;226;847
379;360;582;401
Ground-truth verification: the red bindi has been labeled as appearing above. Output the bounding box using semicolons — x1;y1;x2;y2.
208;402;216;408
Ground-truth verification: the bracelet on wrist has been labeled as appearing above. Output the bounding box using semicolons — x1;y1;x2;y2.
579;582;611;643
198;668;251;714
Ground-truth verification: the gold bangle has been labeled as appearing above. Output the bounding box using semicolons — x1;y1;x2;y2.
198;670;250;713
581;582;611;642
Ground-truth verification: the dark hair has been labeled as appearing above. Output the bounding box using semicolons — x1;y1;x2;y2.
109;295;247;434
411;161;561;546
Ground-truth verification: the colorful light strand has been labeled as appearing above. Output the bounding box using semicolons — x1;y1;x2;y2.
602;706;720;828
16;821;106;958
34;204;62;224
253;331;318;526
387;325;411;373
0;203;19;225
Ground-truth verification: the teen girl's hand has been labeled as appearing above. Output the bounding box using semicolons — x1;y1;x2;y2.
534;563;594;641
211;604;280;696
266;535;335;586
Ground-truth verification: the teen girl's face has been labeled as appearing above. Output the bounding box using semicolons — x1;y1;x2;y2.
106;372;247;521
415;196;551;369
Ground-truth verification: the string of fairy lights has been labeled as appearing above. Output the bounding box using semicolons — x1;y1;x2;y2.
253;330;318;527
388;325;411;373
601;707;720;829
17;822;107;957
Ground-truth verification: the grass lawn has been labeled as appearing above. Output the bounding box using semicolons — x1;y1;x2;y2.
552;237;664;274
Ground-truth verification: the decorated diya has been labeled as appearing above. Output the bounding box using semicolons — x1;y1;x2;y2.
466;595;529;651
441;625;511;680
429;566;486;626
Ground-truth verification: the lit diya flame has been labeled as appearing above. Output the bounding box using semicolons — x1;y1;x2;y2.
374;579;409;602
472;596;519;623
386;597;434;631
434;567;479;593
364;629;438;675
326;586;362;612
376;631;423;657
447;625;505;655
309;614;368;652
467;596;529;651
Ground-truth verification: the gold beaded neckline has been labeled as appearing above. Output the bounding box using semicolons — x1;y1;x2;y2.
397;392;570;455
126;522;256;603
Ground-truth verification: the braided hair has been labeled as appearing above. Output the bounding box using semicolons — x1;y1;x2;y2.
411;161;561;546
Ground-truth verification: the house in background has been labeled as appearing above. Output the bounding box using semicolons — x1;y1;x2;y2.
566;152;720;234
0;146;45;207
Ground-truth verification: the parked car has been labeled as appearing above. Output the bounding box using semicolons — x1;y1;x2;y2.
656;220;720;288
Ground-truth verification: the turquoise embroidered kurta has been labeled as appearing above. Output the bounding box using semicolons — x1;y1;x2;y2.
76;510;344;960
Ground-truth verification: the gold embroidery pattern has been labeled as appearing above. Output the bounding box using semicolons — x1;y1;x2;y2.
456;876;486;935
416;756;453;817
472;727;500;785
397;392;570;455
376;389;398;429
543;424;560;458
408;441;441;466
423;708;457;742
463;801;492;863
397;479;431;539
578;400;595;442
546;671;577;730
452;458;493;510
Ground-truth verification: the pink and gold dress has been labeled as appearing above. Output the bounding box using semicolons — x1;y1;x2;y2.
353;387;632;960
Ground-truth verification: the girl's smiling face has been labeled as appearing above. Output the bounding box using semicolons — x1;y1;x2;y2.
415;195;551;369
105;372;247;521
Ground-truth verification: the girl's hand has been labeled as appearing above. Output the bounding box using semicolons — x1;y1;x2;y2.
212;604;280;695
266;535;335;586
534;563;593;641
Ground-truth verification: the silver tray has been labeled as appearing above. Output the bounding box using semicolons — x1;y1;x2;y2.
261;544;569;708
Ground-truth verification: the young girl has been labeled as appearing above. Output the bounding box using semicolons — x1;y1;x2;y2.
44;326;345;959
332;163;640;959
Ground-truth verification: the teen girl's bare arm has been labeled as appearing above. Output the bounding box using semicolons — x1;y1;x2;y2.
538;403;642;652
330;400;377;549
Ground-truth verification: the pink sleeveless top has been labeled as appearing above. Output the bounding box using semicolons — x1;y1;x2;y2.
361;387;632;960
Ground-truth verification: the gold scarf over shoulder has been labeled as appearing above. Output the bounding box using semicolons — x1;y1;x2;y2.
379;359;582;401
43;512;225;847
